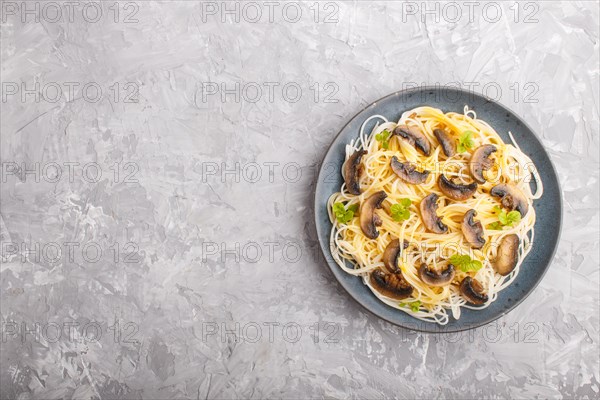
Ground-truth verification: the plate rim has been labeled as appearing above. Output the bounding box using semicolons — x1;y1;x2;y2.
313;86;563;333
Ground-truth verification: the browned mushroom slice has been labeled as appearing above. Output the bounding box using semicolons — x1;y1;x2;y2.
419;193;448;234
418;263;455;287
359;191;387;239
370;268;413;300
390;156;430;185
393;124;431;156
469;144;497;183
459;276;489;305
344;150;367;195
438;175;478;201
382;239;409;273
490;183;529;217
492;234;519;275
433;128;456;157
461;209;485;249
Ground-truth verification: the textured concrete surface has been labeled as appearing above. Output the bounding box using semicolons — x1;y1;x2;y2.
1;1;599;399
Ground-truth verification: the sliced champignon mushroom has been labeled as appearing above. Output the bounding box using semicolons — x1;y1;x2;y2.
390;156;430;185
418;263;455;287
438;174;478;201
419;193;448;234
461;209;485;249
393;124;431;156
433;128;456;157
459;276;489;305
360;190;387;239
344;150;367;195
490;183;529;217
469;144;497;183
382;239;409;273
492;234;519;276
370;268;413;300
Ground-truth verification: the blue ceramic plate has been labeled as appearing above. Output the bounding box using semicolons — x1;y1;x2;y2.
313;87;562;333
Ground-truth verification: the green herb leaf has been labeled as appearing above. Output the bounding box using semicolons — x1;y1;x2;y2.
449;254;470;266
390;199;412;222
487;221;503;230
488;208;522;230
410;300;421;312
457;130;476;153
506;211;521;226
333;202;357;224
498;210;509;225
449;253;483;272
466;259;483;272
399;300;422;312
375;129;392;149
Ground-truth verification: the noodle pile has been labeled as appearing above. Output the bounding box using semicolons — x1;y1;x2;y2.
328;106;542;324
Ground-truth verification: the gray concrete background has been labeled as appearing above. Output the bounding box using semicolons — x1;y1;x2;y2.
1;1;598;399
